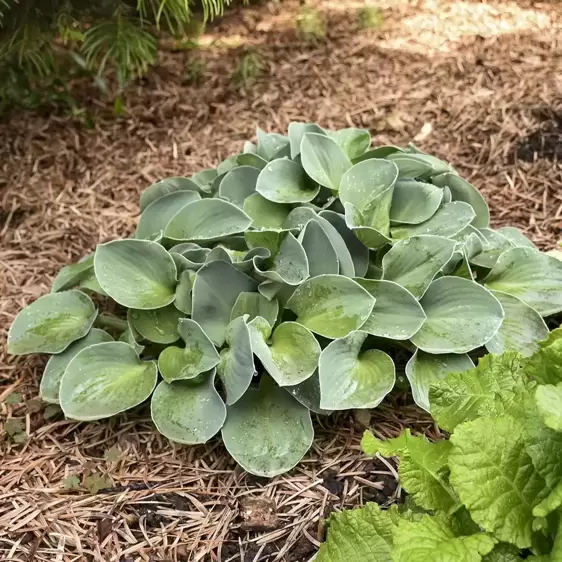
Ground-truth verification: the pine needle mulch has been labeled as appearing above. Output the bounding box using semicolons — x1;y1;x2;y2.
1;0;561;560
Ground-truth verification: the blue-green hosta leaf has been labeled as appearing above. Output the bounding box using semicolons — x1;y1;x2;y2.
449;415;546;548
386;153;434;179
392;514;496;562
411;277;504;354
469;229;513;269
315;503;393;562
256;128;290;161
362;184;396;237
237;152;267;170
286;274;376;339
40;328;113;404
282;206;318;230
158;319;220;382
249;317;320;386
382;235;457;298
354;279;426;340
60;341;157;420
300;132;352;191
298;219;339;277
8;290;98;355
222;377;314;477
174;269;194;314
94;239;177;309
150;371;226;444
288;122;326;158
432;172;490;228
391;202;475;240
285;371;332;415
405;350;474;413
354;145;404;163
256;158;320;203
217;154;240;175
217;316;255;405
319;331;395;409
339;159;398;212
390;180;443;224
135;190;201;240
119;317;145;356
165;199;252;242
230;292;278;327
218;165;260;207
139;177;202;211
129;304;184;344
484;248;562;316
243;193;291;228
51;254;95;292
191;260;258;346
496;226;537;249
191;169;218;192
536;383;562;432
343;202;391;249
485;291;549;357
403;147;454;176
329;127;372;160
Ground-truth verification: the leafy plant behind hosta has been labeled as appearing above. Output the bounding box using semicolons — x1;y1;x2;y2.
8;123;562;477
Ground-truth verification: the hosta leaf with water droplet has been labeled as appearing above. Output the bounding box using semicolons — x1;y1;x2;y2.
218;165;260;207
256;128;290;161
329;127;371;160
256;158;320;203
386;153;434;179
288;122;325;158
129;304;184;344
390;180;443;224
230;292;279;327
298;219;339;277
243;193;291;228
139;177;202;211
51;254;95;293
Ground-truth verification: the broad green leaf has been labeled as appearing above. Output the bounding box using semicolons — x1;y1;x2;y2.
432;172;490;228
158;319;220;382
315;503;393;562
94;239;177;309
484;248;562;316
40;328;113;404
230;292;278;327
381;235;456;298
300;132;352;191
288;122;325;158
191;168;217;192
449;415;546;548
355;279;426;340
249;317;320;386
482;544;524;562
191;260;258;346
354;145;403;162
60;341;157;420
221;377;314;477
217;316;255;405
411;277;504;354
299;219;339;277
286;275;376;338
391;202;475;240
217;154;240;175
129;304;184;344
135;190;201;240
139;177;202;211
256;158;320;203
282;206;318;230
403;147;454;176
536;383;562;432
469;229;513;269
344;202;391;249
319;331;395;409
497;227;536;249
256;128;290;160
285;371;331;415
523;329;562;385
151;372;226;444
51;255;94;292
386;153;433;179
390;180;443;224
329;127;371;160
406;350;474;413
485;291;549;357
243;193;291;228
237;153;267;169
165;199;252;242
362;185;395;236
8;290;98;355
174;269;194;314
218;165;260;207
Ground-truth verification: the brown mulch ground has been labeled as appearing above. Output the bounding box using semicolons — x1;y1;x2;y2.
1;0;561;560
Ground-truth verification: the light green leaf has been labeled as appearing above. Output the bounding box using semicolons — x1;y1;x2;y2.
221;377;314;477
522;329;562;385
300;132;352;191
536;383;562;432
484;248;562;316
60;341;157;420
129;304;184;344
386;153;433;179
344;202;391;249
237;152;267;170
497;227;536;249
329;127;372;160
390;180;443;224
285;371;331;415
191;260;258;346
406;350;474;413
286;274;376;338
243;193;291;228
8;290;98;355
449;415;546;548
485;291;549;357
288;122;326;158
51;254;95;292
218;166;260;207
94;239;177;310
151;371;226;444
256;158;320;203
482;544;524;562
381;235;456;298
230;292;278;327
165;199;252;242
411;277;504;354
256;128;290;160
174;269;194;314
299;219;339;277
354;279;426;340
139;177;202;211
40;329;113;404
469;229;513;269
319;331;395;409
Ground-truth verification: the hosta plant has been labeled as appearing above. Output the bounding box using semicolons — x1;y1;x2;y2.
8;123;562;477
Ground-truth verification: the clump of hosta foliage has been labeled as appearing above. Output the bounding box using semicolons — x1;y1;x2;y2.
316;330;562;562
8;123;562;477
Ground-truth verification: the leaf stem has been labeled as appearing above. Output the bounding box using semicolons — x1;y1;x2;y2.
96;314;128;332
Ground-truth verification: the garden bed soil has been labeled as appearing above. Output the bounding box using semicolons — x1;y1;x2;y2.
1;0;561;559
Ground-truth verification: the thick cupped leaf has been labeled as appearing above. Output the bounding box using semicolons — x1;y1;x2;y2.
237;152;267;170
256;158;320;203
256;128;290;160
139;177;202;211
329;127;371;160
243;193;291;228
230;292;279;327
390;180;443;224
288;122;326;158
51;254;95;292
59;341;157;420
469;228;513;269
8;290;98;355
497;226;537;249
343;202;392;249
298;219;339;277
411;276;504;354
282;206;318;230
315;213;361;276
218;165;260;207
285;371;332;415
386;153;434;179
286;274;376;339
354;145;404;162
221;377;314;477
94;239;177;309
129;304;184;344
151;371;226;444
319;330;395;409
174;269;194;314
